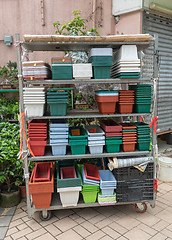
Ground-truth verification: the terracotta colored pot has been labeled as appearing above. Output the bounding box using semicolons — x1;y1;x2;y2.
105;133;122;137
95;95;118;102
0;187;21;208
100;119;122;132
29;163;54;209
29;140;47;156
121;123;136;129
119;90;134;95
123;137;137;141
97;102;117;115
118;103;134;114
19;186;26;198
122;142;136;152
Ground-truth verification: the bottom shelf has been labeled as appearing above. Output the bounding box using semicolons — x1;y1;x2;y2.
31;192;153;212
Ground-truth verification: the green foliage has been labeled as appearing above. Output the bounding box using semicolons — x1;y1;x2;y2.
0;96;19;120
0;122;20;192
53;10;99;36
0;61;18;85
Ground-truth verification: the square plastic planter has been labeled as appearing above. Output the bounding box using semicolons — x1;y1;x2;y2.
134;104;151;113
97;102;117;115
122;142;136;152
48;102;67;116
88;144;104;154
106;143;121;153
73;64;92;79
51;144;67;156
57;186;82;207
29;163;54;209
81;191;98;203
84;164;100;181
98;193;116;206
29;140;47;156
100;119;122;132
136;142;150;151
118;103;133;114
33;162;51;182
93;66;111;79
101;188;114;196
25;103;45;117
60;166;77;179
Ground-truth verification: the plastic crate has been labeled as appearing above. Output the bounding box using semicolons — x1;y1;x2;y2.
116;179;154;203
113;162;154;183
93;66;111;79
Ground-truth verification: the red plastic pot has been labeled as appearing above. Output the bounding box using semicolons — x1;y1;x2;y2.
123;137;137;141
95;95;118;102
28;119;48;126
121;123;136;129
105;132;122;137
118;103;134;114
33;162;51;182
29;136;47;141
122;142;136;152
97;102;117;115
119;90;134;95
84;164;100;181
60;166;77;179
29;140;47;156
100;119;122;132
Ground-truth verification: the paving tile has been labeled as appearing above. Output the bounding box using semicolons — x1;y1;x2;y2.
77;208;99;220
137;223;157;236
6;226;18;236
161;228;172;238
17;223;29;231
17;237;28;240
53;217;77;232
85;230;105;240
0;208;4;215
12;211;27;221
108;222;128;235
26;228;47;240
1;207;16;216
0;226;8;240
158;183;172;192
73;225;91;238
124;227;151;240
16;201;27;209
80;221;99;233
53;209;74;219
152;220;169;231
88;214;106;224
69;213;80;220
97;206;123;218
136;212;160;226
10;227;33;240
155;209;172;223
21;215;31;222
9;219;23;228
117;237;128;240
116;215;141;230
21;206;27;212
45;224;61;236
167;223;172;231
26;219;42;231
102;226;121;239
57;229;83;240
4;236;13;240
39;216;59;227
101;236;113;240
0;216;12;227
95;217;112;229
149;232;167;240
15;208;23;215
34;232;56;240
74;216;86;224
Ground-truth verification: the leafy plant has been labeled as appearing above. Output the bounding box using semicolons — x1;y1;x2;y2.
0;96;19;120
0;61;18;85
0;122;20;192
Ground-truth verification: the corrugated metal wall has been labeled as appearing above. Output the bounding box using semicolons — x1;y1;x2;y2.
143;11;172;134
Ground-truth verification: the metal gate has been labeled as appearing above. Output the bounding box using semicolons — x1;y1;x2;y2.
143;11;172;135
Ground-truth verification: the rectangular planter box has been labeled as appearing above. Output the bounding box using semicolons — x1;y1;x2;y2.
48;102;67;116
73;64;92;79
88;144;104;154
25;103;45;117
81;191;98;203
84;164;100;181
51;144;67;156
29;140;47;156
57;186;82;207
60;166;77;179
33;162;51;182
100;119;122;132
29;163;54;209
93;66;111;79
101;187;114;196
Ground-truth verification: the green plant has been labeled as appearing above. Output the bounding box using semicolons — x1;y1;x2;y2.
0;96;19;120
0;122;20;192
0;61;18;85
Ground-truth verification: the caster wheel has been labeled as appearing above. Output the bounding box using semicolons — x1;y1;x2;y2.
39;211;52;221
135;202;147;213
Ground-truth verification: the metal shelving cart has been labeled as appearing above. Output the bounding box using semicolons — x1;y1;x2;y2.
16;33;158;220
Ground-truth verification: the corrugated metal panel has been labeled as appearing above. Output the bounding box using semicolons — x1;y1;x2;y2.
143;11;172;134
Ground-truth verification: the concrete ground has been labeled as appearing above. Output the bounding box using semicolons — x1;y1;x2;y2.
1;180;172;240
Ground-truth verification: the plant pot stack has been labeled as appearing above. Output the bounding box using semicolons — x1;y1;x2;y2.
95;90;119;115
23;88;45;117
111;45;140;79
121;123;137;152
132;122;151;151
29;162;54;209
50;120;69;156
118;90;135;114
100;119;122;153
89;48;113;79
81;164;100;203
69;126;88;155
85;125;105;154
98;170;117;205
22;61;51;80
73;64;92;79
129;84;152;113
51;57;72;80
47;91;68;116
28;119;47;156
56;161;82;207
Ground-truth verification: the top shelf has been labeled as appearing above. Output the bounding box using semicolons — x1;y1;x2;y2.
22;34;154;52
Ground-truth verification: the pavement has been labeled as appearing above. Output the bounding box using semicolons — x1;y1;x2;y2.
0;180;172;240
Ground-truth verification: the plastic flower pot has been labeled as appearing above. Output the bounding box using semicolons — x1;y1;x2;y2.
73;63;92;79
84;164;100;181
97;102;117;115
118;103;134;114
29;136;47;141
33;162;51;182
69;127;87;139
71;129;80;136
89;128;96;133
29;163;54;209
100;119;122;132
57;186;82;207
121;123;136;129
48;102;67;116
81;191;98;203
136;142;150;151
95;95;119;102
60;166;77;179
105;132;122;137
29;140;47;156
106;143;121;153
122;142;136;152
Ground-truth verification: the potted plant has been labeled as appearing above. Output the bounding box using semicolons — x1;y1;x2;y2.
0;96;19;121
0;61;18;88
0;122;21;207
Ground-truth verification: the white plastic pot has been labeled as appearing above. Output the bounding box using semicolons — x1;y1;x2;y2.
90;48;113;56
57;186;82;207
73;64;92;79
25;103;45;117
158;155;172;182
113;45;139;62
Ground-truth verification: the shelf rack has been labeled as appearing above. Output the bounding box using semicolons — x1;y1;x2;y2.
16;33;158;219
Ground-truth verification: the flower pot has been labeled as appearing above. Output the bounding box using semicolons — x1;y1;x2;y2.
122;142;136;152
118;103;134;114
73;64;92;79
0;187;21;208
97;102;117;115
57;186;82;207
29;163;54;209
100;119;122;132
29;140;47;156
19;185;26;198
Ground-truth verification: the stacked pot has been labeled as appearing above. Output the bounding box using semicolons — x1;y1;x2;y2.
49;120;69;156
95;90;119;115
121;123;137;152
51;57;73;80
28;119;48;156
73;64;92;79
85;125;105;154
47;91;68;116
100;119;122;153
118;90;135;114
23;88;45;117
111;45;140;79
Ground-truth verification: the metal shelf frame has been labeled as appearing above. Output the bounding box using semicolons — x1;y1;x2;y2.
16;33;158;219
